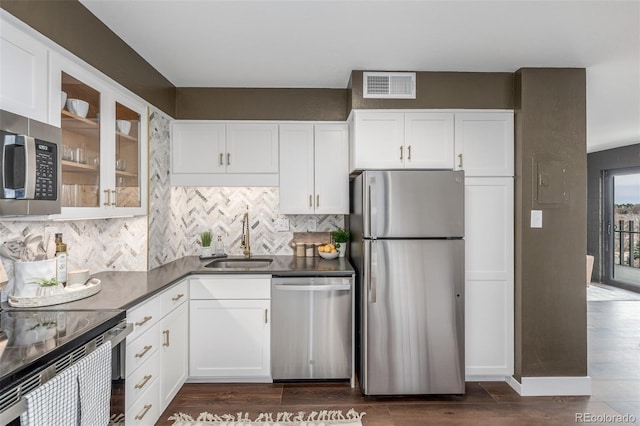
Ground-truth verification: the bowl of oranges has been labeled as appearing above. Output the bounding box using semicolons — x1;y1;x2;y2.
317;243;339;259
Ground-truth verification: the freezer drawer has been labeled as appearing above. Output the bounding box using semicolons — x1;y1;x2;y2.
271;276;352;381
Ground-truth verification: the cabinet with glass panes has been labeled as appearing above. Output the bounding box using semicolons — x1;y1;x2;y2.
58;71;147;218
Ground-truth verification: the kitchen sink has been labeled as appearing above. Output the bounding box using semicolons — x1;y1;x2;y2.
205;258;273;269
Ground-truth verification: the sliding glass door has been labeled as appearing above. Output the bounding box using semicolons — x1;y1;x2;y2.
604;168;640;290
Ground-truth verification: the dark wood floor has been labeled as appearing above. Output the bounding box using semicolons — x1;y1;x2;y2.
157;286;640;425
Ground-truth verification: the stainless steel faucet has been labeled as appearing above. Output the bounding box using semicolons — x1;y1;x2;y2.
241;210;251;258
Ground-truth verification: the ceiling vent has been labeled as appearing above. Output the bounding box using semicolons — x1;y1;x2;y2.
363;72;416;99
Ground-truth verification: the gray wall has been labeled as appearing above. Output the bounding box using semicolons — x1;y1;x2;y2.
587;144;640;281
514;68;587;379
1;0;176;116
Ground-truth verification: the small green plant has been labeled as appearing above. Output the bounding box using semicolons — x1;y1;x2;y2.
331;228;350;245
200;231;213;248
36;277;61;287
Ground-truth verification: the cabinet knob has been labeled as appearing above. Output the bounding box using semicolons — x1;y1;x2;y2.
219;153;223;166
110;189;117;206
316;194;320;208
407;145;411;161
103;189;111;206
458;153;463;168
227;153;231;166
163;329;170;347
400;146;403;161
172;293;184;301
309;194;312;208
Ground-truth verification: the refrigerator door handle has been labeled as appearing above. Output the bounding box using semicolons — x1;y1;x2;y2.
369;240;377;303
368;176;377;238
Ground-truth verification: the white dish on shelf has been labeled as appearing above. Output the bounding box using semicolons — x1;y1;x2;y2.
66;98;89;118
61;91;67;109
116;119;131;135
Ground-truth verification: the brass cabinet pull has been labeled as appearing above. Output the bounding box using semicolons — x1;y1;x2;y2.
163;329;170;347
400;146;403;160
171;293;184;302
227;153;231;165
103;189;110;206
110;189;117;206
458;153;463;168
219;152;223;166
135;316;152;326
264;309;268;324
316;194;319;208
135;404;152;420
408;145;411;160
134;345;152;358
134;374;152;389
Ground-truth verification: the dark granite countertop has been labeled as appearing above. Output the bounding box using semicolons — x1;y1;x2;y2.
0;255;353;403
3;255;355;312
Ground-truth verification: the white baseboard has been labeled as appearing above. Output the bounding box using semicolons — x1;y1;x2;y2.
507;376;592;396
465;375;510;382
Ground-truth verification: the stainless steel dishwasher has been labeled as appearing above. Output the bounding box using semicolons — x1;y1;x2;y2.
271;275;354;385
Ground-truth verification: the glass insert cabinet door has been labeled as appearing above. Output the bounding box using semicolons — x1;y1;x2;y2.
60;72;101;208
113;102;141;208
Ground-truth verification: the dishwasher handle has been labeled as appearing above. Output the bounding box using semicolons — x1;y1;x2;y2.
273;284;351;292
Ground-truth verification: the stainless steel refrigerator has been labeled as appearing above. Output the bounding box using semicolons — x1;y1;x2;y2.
350;170;465;395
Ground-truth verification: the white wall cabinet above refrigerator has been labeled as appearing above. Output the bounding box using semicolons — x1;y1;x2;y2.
279;123;349;214
349;111;454;171
454;112;514;176
171;121;279;186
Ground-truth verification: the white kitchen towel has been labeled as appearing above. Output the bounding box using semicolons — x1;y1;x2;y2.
20;364;79;426
77;340;112;426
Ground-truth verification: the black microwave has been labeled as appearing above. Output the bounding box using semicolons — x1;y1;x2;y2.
0;109;61;216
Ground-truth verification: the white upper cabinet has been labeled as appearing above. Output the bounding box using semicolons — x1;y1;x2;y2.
226;123;279;174
172;122;225;175
279;124;315;214
0;14;49;123
313;124;349;214
350;110;454;171
171;121;279;186
454;112;514;176
404;112;454;169
279;123;348;214
351;111;404;170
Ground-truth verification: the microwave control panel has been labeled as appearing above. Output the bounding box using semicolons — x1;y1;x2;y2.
34;140;57;200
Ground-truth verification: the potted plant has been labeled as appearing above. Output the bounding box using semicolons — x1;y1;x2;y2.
331;228;350;258
199;231;213;258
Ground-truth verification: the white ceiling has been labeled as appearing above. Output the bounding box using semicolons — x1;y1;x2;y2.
80;0;640;152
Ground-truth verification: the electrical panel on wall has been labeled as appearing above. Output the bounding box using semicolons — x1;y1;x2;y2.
533;159;567;207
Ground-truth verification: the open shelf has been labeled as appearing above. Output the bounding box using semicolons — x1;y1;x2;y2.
116;170;137;178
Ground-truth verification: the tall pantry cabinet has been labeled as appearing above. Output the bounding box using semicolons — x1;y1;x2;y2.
455;112;514;378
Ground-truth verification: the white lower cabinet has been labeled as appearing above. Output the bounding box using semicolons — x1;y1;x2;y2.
125;279;188;424
160;302;188;408
189;275;271;382
464;177;514;378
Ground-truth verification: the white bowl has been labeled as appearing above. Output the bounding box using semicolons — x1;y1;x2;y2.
66;98;89;118
61;91;67;109
116;119;131;135
318;251;339;259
